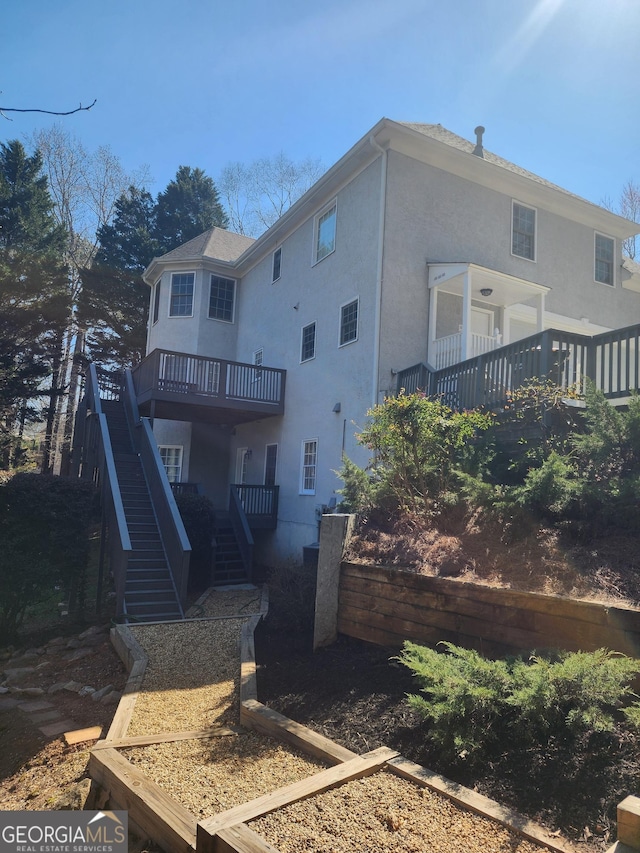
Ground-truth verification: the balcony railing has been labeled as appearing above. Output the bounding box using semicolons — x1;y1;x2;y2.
433;331;501;370
397;324;640;410
132;349;286;424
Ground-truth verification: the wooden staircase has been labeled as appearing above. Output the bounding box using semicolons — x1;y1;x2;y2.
213;513;248;585
102;400;183;622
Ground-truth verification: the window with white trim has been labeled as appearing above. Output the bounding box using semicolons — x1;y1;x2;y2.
314;201;336;263
595;233;615;285
152;280;161;324
301;322;316;362
511;202;536;261
272;247;282;282
209;275;236;321
158;446;183;483
253;348;263;381
339;299;358;346
300;439;317;495
264;443;278;486
169;273;194;317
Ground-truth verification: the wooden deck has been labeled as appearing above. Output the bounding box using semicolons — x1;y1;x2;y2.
132;349;286;426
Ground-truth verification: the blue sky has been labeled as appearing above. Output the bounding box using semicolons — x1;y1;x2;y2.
3;0;640;216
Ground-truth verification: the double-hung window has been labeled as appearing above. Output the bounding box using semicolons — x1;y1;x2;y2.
314;201;337;263
300;439;317;495
340;299;358;346
158;446;183;483
169;273;194;317
209;275;236;322
512;202;536;261
595;233;615;285
301;322;316;362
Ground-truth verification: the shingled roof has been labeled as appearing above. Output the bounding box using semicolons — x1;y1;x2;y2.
158;227;255;263
399;122;589;204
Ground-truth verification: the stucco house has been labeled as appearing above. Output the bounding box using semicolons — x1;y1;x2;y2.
74;118;640;620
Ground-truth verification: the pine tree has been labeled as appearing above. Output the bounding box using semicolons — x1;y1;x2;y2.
78;187;158;367
155;166;228;251
0;141;69;469
80;168;228;368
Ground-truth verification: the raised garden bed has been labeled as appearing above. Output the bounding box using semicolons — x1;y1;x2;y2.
89;586;596;853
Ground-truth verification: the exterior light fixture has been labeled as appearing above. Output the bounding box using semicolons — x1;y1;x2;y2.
480;288;493;297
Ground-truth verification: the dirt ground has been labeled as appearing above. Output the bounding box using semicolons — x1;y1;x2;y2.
255;626;638;853
2;514;639;851
345;508;640;605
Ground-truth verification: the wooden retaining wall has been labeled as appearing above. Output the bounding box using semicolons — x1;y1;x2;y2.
338;562;640;658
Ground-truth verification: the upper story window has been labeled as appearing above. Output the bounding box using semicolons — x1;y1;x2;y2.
595;233;615;286
340;298;358;346
158;445;183;483
314;201;337;263
152;280;161;324
301;322;316;362
169;273;194;317
512;201;536;261
300;439;317;495
209;274;236;322
272;247;282;282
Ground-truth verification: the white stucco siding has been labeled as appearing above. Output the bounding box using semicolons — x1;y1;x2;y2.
146;267;239;359
225;161;383;559
380;151;640;376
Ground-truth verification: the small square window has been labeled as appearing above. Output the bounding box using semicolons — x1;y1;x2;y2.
300;439;317;494
209;275;236;322
272;247;282;282
301;322;316;362
595;233;614;285
314;202;336;263
512;202;536;261
169;273;194;317
340;299;358;346
158;446;183;483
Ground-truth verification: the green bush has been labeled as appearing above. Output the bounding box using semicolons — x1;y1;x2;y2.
399;641;640;764
351;393;491;515
0;474;99;641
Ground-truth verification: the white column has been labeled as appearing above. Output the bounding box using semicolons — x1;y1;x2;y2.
427;286;438;366
535;292;545;331
461;271;472;361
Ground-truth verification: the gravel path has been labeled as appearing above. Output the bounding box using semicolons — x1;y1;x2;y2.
251;769;548;853
114;587;565;852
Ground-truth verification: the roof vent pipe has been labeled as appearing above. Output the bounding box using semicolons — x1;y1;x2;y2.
473;125;485;157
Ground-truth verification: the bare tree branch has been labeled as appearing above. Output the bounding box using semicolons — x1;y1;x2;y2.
0;99;97;121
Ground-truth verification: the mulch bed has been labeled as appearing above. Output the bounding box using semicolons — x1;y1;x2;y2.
255;624;639;852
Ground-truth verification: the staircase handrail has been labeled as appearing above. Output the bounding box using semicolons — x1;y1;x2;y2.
229;485;254;582
138;418;191;611
121;368;191;612
95;411;132;617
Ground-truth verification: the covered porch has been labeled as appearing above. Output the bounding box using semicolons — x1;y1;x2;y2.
428;263;549;369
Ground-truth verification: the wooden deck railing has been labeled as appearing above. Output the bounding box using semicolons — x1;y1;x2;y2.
234;484;279;528
397;323;640;409
133;349;285;409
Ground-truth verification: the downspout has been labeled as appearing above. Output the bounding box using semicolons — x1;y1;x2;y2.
369;135;388;408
